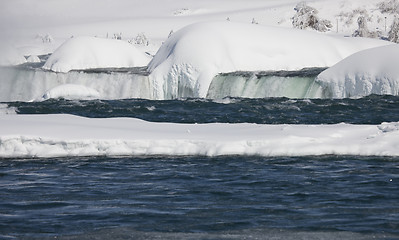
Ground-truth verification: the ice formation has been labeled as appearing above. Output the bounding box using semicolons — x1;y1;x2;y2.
0;67;152;102
316;44;399;98
148;21;391;99
43;36;151;72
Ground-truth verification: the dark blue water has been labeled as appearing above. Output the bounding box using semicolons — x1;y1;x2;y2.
1;156;398;239
7;94;399;124
1;96;399;239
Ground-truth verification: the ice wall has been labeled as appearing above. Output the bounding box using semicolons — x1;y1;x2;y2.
0;67;152;101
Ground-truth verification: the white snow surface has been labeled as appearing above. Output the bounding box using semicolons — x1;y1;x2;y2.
148;21;392;99
0;45;26;66
1;114;399;158
26;55;41;63
43;36;151;72
316;44;399;98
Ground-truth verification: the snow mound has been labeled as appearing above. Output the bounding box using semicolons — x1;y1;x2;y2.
40;84;101;100
26;55;41;63
43;36;151;73
316;44;399;98
0;45;27;66
148;21;391;99
1;114;399;158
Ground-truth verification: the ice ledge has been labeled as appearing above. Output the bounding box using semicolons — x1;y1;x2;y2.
1;114;399;158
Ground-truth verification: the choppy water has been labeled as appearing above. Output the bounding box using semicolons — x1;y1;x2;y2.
1;96;399;239
1;156;398;239
7;94;399;124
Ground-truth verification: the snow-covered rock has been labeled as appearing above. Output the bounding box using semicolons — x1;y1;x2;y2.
40;84;101;100
43;36;151;72
316;44;399;98
148;21;391;99
0;45;27;66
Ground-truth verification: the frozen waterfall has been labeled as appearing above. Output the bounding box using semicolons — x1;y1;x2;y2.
0;66;153;101
207;68;327;99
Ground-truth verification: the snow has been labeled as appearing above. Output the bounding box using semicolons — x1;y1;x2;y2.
0;44;26;66
1;0;392;63
26;55;41;63
0;104;17;115
316;44;399;98
43;36;151;72
148;21;391;99
0;114;398;158
1;0;399;158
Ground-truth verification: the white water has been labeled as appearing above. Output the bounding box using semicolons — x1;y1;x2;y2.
0;67;152;101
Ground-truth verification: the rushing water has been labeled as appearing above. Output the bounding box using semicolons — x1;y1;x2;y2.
1;155;398;239
7;94;399;124
1;96;399;239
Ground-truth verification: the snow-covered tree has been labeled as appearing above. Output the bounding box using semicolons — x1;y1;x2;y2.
337;8;372;26
352;15;380;38
292;2;332;32
131;33;149;46
36;33;53;43
388;14;399;42
113;33;122;40
378;0;399;14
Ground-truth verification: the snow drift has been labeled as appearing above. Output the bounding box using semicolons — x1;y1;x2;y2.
0;45;26;66
148;21;391;99
1;114;399;158
43;36;151;72
316;44;399;98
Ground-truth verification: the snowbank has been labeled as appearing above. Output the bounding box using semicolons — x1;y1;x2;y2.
0;45;26;66
316;44;399;98
43;36;151;72
1;114;399;158
148;21;391;99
